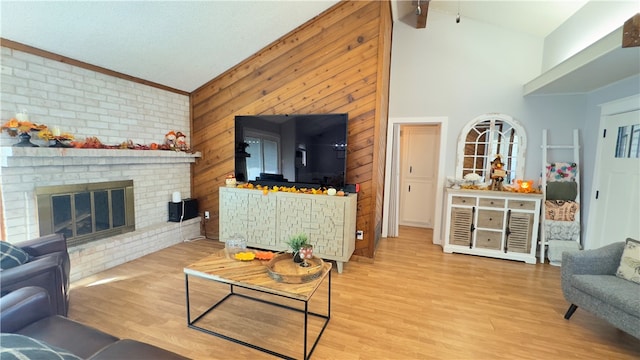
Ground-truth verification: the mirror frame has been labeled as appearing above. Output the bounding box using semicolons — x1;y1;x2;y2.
455;113;527;184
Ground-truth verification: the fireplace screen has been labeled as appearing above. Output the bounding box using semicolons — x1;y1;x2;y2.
37;181;135;247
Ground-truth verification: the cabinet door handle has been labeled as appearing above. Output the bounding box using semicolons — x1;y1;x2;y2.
408;185;411;192
504;209;512;253
469;207;476;248
410;165;413;173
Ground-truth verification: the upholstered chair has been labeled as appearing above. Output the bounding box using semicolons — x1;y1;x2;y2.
0;234;70;316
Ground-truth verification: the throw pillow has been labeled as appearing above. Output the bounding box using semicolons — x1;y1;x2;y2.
0;333;82;360
615;238;640;284
0;241;30;270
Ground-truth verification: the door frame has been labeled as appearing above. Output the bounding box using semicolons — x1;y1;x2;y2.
382;117;448;245
585;94;640;249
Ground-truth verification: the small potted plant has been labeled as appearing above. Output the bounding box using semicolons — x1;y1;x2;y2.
286;233;309;263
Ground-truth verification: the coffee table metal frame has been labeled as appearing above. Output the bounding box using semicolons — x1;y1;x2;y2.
184;257;331;360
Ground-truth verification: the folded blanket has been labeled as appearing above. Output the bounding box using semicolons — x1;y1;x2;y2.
545;200;579;221
544;220;581;241
546;162;578;182
547;240;581;266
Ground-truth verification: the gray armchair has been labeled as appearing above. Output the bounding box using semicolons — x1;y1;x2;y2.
0;234;70;316
561;241;640;339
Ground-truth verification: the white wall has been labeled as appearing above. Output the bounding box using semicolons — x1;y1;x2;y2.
390;10;584;185
542;1;640;72
0;47;190;146
388;8;639;245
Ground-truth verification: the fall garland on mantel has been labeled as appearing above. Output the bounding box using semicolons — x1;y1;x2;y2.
1;118;191;152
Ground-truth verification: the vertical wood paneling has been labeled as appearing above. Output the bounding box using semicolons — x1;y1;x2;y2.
191;0;392;258
373;1;393;251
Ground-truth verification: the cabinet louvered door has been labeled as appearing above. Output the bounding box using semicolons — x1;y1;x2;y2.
505;210;534;253
449;207;474;247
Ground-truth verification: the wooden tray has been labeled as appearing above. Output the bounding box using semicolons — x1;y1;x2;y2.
266;253;324;284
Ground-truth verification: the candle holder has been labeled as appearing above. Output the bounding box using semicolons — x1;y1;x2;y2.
14;132;39;147
298;244;314;267
49;138;72;148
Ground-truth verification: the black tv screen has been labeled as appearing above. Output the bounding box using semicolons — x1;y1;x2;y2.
235;113;348;189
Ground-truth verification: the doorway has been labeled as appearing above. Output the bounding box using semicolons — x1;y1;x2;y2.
382;117;448;245
586;95;640;249
399;125;440;227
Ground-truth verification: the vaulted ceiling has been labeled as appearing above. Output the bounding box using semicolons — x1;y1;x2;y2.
1;1;588;93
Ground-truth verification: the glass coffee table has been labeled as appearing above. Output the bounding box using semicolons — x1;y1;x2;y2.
184;250;331;360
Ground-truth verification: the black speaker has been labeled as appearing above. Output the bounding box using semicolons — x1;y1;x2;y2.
168;198;198;222
343;183;359;193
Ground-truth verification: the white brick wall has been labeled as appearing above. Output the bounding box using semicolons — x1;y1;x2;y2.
1;46;189;146
1;46;198;281
69;217;201;282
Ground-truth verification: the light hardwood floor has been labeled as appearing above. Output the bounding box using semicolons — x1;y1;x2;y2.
69;226;640;359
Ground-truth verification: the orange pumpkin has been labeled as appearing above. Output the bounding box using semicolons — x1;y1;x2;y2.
7;118;19;128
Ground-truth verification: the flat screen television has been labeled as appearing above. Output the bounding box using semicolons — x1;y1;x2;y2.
235;113;348;189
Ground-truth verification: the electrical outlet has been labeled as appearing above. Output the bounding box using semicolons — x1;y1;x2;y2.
356;230;363;240
204;211;210;219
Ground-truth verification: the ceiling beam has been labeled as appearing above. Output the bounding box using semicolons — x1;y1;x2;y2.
622;13;639;48
415;0;429;29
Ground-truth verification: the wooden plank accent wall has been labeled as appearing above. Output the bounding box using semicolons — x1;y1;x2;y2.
191;0;392;258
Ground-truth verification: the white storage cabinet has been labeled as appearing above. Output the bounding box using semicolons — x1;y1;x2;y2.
443;188;542;264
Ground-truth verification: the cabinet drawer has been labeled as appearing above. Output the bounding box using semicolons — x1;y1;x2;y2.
476;230;502;250
452;196;476;206
508;200;536;211
478;198;504;208
477;210;504;229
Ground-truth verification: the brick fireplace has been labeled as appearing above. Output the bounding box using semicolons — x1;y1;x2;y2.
1;45;199;282
0;147;201;281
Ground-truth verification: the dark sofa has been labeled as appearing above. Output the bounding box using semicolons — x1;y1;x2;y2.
0;233;70;316
0;287;188;359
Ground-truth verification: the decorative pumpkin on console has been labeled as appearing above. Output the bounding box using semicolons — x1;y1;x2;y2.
225;174;237;187
516;179;534;193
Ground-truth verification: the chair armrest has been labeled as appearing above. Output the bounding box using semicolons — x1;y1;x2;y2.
0;253;66;288
561;242;625;277
0;287;53;333
19;234;67;258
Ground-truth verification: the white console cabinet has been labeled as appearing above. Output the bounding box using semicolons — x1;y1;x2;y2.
443;188;542;264
219;187;357;273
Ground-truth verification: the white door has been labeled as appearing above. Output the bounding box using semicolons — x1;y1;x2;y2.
589;109;640;249
399;125;439;227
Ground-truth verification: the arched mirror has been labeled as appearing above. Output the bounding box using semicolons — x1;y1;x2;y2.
456;113;526;185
